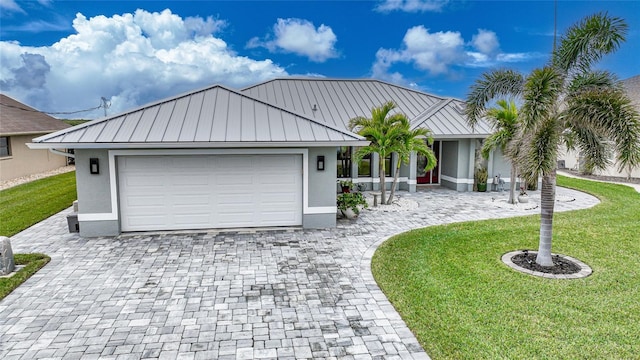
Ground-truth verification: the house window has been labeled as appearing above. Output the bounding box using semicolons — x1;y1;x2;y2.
358;153;372;177
0;137;10;157
337;146;351;178
384;154;392;177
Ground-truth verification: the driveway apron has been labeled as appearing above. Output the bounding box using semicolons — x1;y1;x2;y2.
0;187;599;359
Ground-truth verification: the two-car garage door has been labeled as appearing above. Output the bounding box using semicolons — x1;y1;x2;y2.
118;154;302;232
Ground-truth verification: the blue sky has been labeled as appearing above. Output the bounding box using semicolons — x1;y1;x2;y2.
1;0;638;119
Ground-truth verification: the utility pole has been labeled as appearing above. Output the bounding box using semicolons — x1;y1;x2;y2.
100;97;111;117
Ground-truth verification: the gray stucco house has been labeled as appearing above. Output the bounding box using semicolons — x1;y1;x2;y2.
30;78;507;237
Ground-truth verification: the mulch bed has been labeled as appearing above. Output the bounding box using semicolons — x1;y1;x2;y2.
511;251;581;274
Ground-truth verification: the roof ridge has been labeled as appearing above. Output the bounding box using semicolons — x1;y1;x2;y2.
241;77;448;101
410;98;453;130
33;83;229;143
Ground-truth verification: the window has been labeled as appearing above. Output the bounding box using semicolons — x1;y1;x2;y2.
0;137;10;157
358;153;372;177
384;154;392;177
337;146;351;178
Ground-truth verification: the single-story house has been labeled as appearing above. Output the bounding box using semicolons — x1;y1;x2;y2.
29;78;507;237
1;94;70;181
558;75;640;178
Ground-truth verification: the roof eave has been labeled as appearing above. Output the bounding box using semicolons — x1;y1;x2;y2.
27;140;370;150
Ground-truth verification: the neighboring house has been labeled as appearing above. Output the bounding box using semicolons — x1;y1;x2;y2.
558;75;640;178
29;79;505;237
0;94;70;181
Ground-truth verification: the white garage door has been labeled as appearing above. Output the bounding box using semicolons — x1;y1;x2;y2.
118;154;302;232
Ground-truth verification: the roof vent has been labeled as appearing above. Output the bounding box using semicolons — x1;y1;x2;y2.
312;104;318;111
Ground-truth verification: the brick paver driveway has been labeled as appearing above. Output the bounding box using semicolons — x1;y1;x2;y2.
0;188;598;359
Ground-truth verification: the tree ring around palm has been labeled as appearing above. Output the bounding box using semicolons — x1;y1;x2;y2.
501;250;592;279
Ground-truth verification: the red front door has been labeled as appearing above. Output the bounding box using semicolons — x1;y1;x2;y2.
417;140;440;184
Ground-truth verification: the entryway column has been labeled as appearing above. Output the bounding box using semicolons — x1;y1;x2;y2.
372;153;380;191
408;151;417;192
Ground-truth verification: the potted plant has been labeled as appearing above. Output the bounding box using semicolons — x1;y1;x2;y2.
475;167;488;192
338;180;353;193
337;192;368;219
518;186;529;203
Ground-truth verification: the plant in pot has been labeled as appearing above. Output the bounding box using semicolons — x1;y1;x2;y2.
518;186;529;203
337;192;368;219
475;167;488;192
338;180;353;193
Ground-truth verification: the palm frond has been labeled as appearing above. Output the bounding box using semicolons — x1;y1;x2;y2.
521;116;560;178
566;88;640;172
570;124;611;172
566;70;621;98
521;67;563;131
464;69;525;128
553;12;627;74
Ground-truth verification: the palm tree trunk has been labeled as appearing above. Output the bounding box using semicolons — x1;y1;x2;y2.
536;170;556;266
508;164;517;204
388;158;402;204
379;156;387;204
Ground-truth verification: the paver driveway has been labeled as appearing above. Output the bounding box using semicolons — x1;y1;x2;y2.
0;188;599;359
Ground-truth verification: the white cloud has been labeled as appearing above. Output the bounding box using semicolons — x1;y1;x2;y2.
0;0;25;14
372;25;465;78
372;26;540;81
471;29;499;55
375;0;448;13
247;18;338;62
497;52;545;62
0;9;287;118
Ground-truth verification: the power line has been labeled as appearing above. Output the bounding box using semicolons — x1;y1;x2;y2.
0;99;109;116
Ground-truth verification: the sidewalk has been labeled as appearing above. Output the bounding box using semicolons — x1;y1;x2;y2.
557;170;640;193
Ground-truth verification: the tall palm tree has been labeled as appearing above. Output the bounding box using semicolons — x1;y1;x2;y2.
388;124;437;204
349;101;407;203
481;99;521;204
465;13;640;266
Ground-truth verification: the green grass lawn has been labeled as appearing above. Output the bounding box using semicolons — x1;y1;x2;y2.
0;171;76;299
0;171;77;237
0;253;50;299
372;176;639;359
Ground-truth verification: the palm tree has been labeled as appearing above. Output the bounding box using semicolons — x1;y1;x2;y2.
465;13;640;266
349;101;407;204
481;99;521;204
388;124;437;204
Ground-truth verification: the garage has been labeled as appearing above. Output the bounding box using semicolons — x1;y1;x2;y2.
30;84;368;236
118;154;302;231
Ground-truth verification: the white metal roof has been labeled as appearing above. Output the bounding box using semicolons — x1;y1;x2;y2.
30;85;367;149
242;78;492;138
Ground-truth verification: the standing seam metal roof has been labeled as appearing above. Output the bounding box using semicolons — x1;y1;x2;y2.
242;78;491;138
32;85;366;145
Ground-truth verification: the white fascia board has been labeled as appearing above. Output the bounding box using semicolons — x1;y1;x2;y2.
27;140;370;150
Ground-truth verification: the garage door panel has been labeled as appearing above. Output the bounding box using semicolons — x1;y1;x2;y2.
261;193;297;204
119;154;302;231
174;214;211;225
125;195;166;207
127;215;168;227
171;195;211;206
170;174;210;186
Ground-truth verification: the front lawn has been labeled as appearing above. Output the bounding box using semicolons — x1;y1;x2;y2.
372;176;639;359
0;171;77;237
